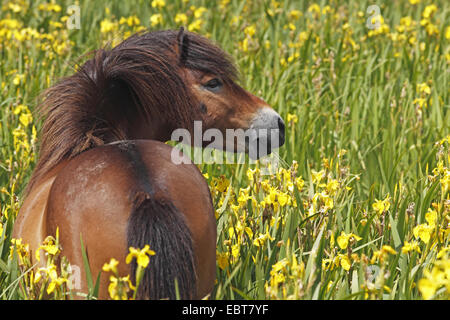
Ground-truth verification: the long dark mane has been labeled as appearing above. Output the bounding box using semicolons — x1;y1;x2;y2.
26;29;237;194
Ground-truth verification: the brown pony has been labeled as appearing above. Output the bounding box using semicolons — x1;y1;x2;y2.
13;28;285;300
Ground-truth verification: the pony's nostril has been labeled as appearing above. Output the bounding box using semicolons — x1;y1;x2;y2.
278;117;285;147
278;117;285;133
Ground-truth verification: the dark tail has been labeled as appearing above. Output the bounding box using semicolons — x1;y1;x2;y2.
127;193;197;300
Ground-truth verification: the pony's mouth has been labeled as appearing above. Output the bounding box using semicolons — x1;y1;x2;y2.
245;130;285;159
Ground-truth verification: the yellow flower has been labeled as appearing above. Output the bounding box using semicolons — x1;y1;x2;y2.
38;3;62;12
100;19;118;33
253;232;274;247
372;195;390;214
188;19;203;32
194;7;207;19
119;16;140;27
425;23;439;36
418;257;449;300
244;25;256;37
336;231;362;250
286;181;294;193
438;135;450;145
424;26;437;38
217;251;229;270
214;176;230;193
8;3;23;12
425;208;438;227
418;278;436;300
13;74;23;86
269;271;285;287
437;248;449;259
336;233;349;250
108;275;121;299
237;190;250;207
371;245;397;264
326;179;339;196
295;177;305;191
13;104;28;115
413;97;427;109
240;38;249;52
433;160;445;175
277;191;289;207
10;238;30;264
288;9;302;20
271;258;289;273
47;276;68;295
19;112;33;127
230;204;240;215
400;16;414;28
246;167;258;181
245;226;253;239
151;0;166;9
382;245;397;255
220;0;230;9
408;36;417;45
107;275;134;300
372;199;384;214
307;4;321;18
338;254;351;271
413;223;434;244
401;240;421;254
231;244;240;259
422;4;437;19
230;15;241;27
322;258;334;270
126;245;156;268
321;193;334;211
35;235;59;262
103;258;119;273
174;13;188;25
417;83;431;95
268;187;278;204
322;5;332;15
311;169;325;184
285;23;296;31
150;14;163;27
441;170;450;193
287;113;298;124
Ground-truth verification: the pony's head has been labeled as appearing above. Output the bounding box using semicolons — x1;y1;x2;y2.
118;28;285;159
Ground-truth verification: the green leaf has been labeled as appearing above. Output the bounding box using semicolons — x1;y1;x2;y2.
80;234;95;299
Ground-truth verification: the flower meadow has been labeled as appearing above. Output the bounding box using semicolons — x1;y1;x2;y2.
0;0;449;300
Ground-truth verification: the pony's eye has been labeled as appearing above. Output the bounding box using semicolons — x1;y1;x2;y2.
203;78;223;92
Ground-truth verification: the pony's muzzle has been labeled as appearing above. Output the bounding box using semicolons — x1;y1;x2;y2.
247;107;285;160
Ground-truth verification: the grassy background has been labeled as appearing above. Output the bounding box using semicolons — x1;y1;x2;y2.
0;0;449;299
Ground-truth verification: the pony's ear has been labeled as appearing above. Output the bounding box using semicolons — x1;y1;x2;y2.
176;27;188;65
